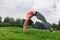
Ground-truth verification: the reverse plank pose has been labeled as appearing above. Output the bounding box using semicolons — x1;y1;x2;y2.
23;10;53;32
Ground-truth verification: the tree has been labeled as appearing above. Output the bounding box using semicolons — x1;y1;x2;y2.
22;19;25;24
9;18;15;26
51;23;57;30
15;18;22;26
4;17;15;26
9;18;15;24
0;16;2;23
21;19;25;26
57;21;60;30
34;21;40;28
4;17;10;23
34;21;45;29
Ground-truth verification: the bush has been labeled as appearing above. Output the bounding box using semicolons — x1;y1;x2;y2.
0;23;11;27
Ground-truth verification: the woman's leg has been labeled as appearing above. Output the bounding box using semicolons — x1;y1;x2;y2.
35;11;53;32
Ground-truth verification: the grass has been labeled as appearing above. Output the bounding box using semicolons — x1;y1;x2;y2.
0;27;59;40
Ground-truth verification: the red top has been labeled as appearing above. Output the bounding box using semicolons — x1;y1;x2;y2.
27;11;35;16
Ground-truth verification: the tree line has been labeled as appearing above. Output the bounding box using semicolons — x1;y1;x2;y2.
0;16;60;30
0;16;25;27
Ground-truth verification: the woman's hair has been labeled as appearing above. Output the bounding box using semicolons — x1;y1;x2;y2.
28;20;34;25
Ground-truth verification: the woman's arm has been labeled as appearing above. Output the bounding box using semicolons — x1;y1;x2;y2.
23;19;29;32
23;14;32;32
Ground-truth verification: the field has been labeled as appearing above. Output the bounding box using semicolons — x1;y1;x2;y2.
0;27;60;40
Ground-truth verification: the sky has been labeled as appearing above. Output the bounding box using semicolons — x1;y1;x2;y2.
0;0;60;24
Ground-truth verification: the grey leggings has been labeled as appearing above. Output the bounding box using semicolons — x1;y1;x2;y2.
35;11;53;31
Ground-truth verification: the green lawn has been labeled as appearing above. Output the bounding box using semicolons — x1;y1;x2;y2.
0;27;60;40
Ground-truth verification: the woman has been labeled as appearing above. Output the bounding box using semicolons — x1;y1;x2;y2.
23;10;53;32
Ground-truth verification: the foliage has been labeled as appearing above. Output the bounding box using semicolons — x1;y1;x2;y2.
51;23;57;30
0;16;2;23
34;21;46;29
0;16;59;30
57;21;60;30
